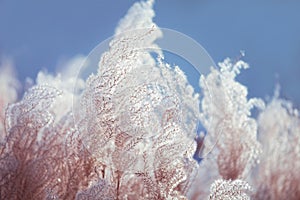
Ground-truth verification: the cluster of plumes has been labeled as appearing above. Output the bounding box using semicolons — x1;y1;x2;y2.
189;59;265;200
0;84;97;199
253;93;300;200
73;1;199;198
0;0;300;199
0;59;20;141
199;59;264;180
208;179;252;200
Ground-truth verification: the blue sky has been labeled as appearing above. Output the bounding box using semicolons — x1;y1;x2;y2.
1;0;300;107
